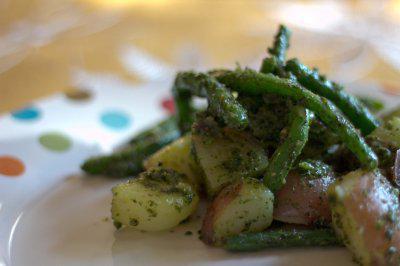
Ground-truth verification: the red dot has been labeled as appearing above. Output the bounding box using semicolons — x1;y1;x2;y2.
0;156;25;177
161;97;175;115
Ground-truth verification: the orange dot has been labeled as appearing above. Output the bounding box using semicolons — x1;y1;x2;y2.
0;156;25;177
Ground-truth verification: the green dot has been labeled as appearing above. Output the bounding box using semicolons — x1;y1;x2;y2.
39;132;72;152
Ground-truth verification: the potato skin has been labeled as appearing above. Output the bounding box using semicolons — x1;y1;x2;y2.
111;168;199;231
274;171;334;226
201;178;274;245
329;170;400;265
202;181;242;245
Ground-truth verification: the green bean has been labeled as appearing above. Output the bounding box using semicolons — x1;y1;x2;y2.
128;116;178;145
172;79;197;134
285;59;380;135
297;159;335;179
173;72;248;131
260;25;291;77
215;68;378;169
264;106;312;192
225;228;341;252
259;57;279;74
81;117;180;177
268;24;291;66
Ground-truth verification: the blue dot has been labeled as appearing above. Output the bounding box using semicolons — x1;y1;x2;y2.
101;111;131;130
12;107;41;121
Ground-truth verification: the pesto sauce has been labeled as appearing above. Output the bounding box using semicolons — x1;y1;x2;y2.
136;168;193;201
297;159;334;180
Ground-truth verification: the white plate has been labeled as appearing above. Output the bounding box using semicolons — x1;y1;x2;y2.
1;74;399;266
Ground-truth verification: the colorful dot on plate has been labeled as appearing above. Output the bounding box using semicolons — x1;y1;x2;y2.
11;106;40;121
161;97;175;115
101;111;131;130
39;132;72;152
65;88;92;101
0;156;25;177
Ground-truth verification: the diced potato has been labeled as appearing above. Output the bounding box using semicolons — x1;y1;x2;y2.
383;106;400;122
144;134;203;188
370;117;400;148
192;117;268;197
328;170;400;265
111;168;199;231
274;171;335;226
201;178;274;245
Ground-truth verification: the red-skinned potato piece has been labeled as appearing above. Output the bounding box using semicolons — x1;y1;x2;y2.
274;172;335;226
329;170;400;265
201;178;274;246
392;149;400;187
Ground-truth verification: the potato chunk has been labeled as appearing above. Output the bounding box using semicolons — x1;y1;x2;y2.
192;117;268;197
274;171;335;226
144;134;202;188
328;170;400;265
370;117;400;149
111;168;199;231
201;178;274;245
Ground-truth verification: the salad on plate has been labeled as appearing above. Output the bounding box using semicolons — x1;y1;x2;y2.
81;25;400;266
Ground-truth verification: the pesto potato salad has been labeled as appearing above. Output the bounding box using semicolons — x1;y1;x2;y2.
82;25;400;265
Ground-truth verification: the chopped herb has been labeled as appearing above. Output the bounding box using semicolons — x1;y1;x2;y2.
129;218;139;226
114;221;122;229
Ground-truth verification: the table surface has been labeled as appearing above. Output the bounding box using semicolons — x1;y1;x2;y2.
1;0;400;113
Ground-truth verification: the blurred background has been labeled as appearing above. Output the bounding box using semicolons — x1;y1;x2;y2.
1;0;400;112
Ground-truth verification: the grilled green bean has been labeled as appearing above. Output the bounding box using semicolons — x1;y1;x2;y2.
264;106;312;192
128;116;178;145
260;57;279;74
172;80;197;134
260;25;291;76
225;228;341;252
81;117;180;177
268;24;291;66
173;72;248;131
285;59;380;135
215;68;378;169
